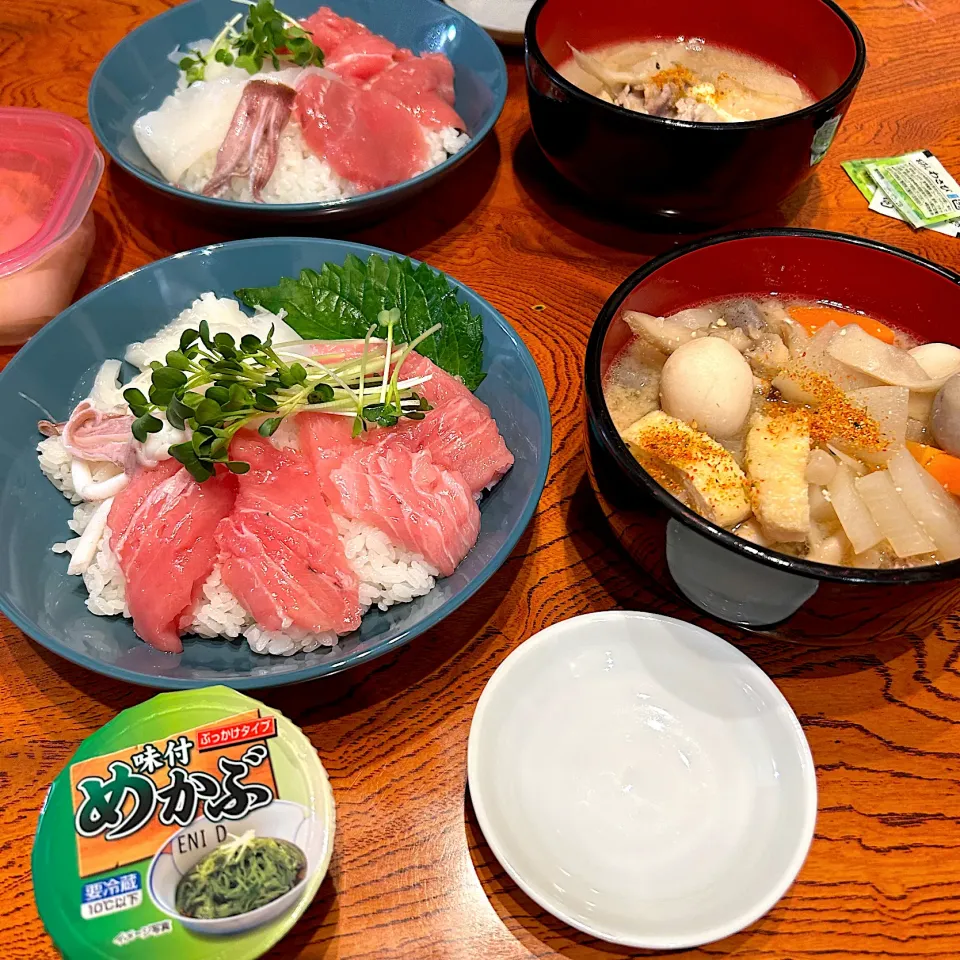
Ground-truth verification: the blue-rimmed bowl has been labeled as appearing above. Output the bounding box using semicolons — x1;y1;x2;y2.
88;0;507;224
0;238;550;688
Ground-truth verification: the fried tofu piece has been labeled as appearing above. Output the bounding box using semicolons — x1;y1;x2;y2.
745;411;811;542
622;411;751;528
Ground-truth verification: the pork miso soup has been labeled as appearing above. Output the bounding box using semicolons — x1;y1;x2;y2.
559;40;814;122
603;297;960;569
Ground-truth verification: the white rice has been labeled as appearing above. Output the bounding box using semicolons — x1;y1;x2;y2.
179;124;356;204
39;294;442;656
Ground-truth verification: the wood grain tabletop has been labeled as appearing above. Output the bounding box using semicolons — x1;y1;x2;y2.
3;0;960;957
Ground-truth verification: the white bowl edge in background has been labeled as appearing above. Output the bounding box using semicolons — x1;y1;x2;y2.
445;0;533;45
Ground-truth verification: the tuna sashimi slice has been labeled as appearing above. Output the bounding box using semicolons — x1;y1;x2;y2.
325;33;398;82
300;6;373;56
109;460;238;653
295;75;428;189
393;393;514;495
328;438;480;577
216;433;362;635
367;54;464;129
297;411;357;485
298;344;514;494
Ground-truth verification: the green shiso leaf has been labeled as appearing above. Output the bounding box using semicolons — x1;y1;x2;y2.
235;254;485;391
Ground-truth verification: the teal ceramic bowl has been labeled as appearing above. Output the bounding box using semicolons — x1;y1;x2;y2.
88;0;507;224
0;238;550;688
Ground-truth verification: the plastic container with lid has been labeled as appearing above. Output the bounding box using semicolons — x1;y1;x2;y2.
0;108;103;345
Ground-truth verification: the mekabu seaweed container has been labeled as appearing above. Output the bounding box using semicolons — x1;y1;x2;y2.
33;687;335;959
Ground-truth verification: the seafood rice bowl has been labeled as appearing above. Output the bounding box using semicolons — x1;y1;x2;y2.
133;2;471;204
37;256;514;657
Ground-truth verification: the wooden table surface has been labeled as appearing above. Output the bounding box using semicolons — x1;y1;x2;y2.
4;0;960;957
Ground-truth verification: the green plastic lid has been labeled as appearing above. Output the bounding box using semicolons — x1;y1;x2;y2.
33;687;334;959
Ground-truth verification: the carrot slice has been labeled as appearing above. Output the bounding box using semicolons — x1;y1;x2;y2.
788;305;897;345
907;442;960;496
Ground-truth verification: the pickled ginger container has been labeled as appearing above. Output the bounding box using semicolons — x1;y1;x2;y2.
0;108;103;345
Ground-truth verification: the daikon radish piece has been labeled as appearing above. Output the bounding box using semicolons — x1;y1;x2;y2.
809;483;837;522
827;444;868;476
806;449;838;485
909;342;960;380
807;528;849;565
855;469;937;558
888;448;960;561
827;463;883;553
852;546;883;568
907;442;960;496
848;386;908;446
905;419;930;444
795;322;880;391
908;390;935;424
827;325;944;391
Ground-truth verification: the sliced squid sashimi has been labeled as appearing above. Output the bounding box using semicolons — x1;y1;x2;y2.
328;438;480;577
203;79;297;200
109;460;238;653
44;400;134;466
295;74;429;189
216;433;362;635
367;53;464;129
133;72;249;184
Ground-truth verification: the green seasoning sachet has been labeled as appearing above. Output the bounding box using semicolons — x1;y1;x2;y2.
32;688;335;960
841;157;884;202
865;151;960;229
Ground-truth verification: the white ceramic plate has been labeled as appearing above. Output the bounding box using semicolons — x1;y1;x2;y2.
467;611;817;949
444;0;533;45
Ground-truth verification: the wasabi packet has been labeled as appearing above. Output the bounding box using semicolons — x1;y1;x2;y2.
866;151;960;229
841;157;884;203
868;185;959;238
841;154;960;236
32;688;335;960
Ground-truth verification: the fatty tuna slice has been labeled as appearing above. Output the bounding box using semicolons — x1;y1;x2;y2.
327;438;480;577
216;433;362;635
393;392;513;495
297;411;357;485
298;343;514;494
109;460;238;653
295;74;428;189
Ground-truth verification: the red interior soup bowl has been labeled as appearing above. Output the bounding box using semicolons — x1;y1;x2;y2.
584;230;960;645
525;0;865;226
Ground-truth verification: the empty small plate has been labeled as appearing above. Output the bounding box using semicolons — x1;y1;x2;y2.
445;0;533;45
467;611;817;949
